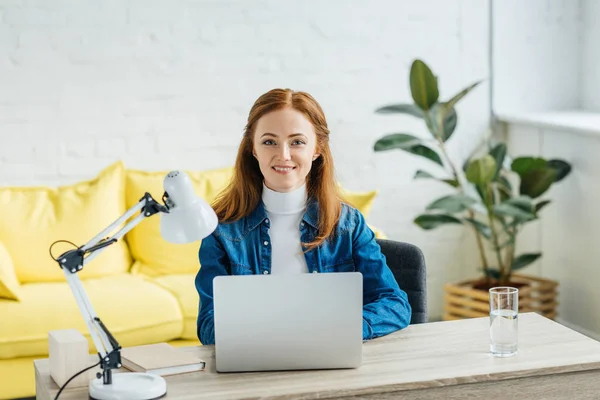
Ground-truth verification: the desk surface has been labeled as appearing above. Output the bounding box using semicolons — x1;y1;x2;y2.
35;313;600;399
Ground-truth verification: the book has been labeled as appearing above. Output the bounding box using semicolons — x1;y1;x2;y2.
120;343;205;376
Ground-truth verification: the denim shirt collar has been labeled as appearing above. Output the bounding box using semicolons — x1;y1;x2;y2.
303;198;319;229
246;198;319;231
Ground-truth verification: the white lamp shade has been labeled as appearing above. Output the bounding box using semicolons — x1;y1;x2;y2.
160;171;218;244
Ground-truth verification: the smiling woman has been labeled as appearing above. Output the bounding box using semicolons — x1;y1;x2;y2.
252;108;320;193
194;88;412;346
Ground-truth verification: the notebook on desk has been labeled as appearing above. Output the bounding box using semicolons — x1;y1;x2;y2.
121;343;205;376
213;272;363;372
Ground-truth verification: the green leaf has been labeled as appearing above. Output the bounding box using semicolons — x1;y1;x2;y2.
414;214;462;230
443;80;483;112
511;157;546;177
443;109;458;141
484;268;501;280
489;143;507;178
375;103;425;118
547;159;572;182
374;134;444;167
493;202;536;221
414;170;459;187
496;174;512;191
504;195;535;213
463;217;491;239
474;183;486;203
425;105;458;142
426;194;477;213
442;178;460;187
512;253;541;271
496;175;512;201
373;134;421;151
535;200;551;213
408;145;444;167
409;59;439;111
520;168;558;198
414;170;436;179
466;155;496;185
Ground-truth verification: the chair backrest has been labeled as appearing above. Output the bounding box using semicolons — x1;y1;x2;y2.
376;239;427;324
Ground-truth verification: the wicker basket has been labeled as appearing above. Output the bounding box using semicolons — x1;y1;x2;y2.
443;273;558;320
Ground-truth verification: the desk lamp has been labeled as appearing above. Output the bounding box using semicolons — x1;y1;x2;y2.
51;171;218;400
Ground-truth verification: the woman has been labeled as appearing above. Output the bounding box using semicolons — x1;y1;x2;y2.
195;88;411;345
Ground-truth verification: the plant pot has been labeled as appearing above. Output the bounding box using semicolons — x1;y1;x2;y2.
442;273;558;321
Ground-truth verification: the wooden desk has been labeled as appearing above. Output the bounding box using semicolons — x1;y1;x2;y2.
35;313;600;399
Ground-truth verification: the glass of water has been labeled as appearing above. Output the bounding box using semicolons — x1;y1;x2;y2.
489;287;518;357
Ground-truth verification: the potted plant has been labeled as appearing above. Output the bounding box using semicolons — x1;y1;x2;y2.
373;59;572;320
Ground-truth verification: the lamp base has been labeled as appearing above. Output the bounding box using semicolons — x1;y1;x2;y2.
89;372;167;400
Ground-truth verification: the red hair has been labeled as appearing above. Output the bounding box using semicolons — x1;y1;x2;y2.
212;88;342;249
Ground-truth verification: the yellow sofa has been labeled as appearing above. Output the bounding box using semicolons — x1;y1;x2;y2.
0;161;383;399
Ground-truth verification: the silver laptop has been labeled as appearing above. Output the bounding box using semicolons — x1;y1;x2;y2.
213;272;363;372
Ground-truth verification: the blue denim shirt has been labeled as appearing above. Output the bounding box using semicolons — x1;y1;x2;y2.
195;200;411;345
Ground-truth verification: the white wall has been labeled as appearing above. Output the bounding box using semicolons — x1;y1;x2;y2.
494;0;600;114
0;0;491;320
506;121;600;340
581;0;600;112
492;0;581;114
493;0;600;338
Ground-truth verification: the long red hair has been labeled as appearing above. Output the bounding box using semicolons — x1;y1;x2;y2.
212;88;342;250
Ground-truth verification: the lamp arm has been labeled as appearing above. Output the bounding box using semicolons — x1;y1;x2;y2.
58;193;169;274
81;212;146;270
81;192;168;257
55;192;169;384
62;270;121;384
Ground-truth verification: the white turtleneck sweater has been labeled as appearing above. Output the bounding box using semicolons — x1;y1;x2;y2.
262;183;309;275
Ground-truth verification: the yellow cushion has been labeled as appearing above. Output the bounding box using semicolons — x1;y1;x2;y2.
169;338;201;347
0;162;132;283
0;274;183;359
339;187;378;218
370;225;387;239
340;187;383;236
0;355;38;399
125;167;233;277
150;273;198;340
0;240;20;301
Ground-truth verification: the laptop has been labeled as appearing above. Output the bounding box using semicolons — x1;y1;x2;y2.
213;272;363;372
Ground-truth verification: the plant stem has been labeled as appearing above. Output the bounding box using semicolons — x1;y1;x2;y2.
485;185;505;282
434;137;490;280
504;225;517;283
469;209;490;282
436;138;461;184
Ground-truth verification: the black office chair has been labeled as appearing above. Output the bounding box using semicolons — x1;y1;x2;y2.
376;239;427;324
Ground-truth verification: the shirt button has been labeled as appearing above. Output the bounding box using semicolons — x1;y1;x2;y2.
300;222;305;227
312;270;318;274
263;270;269;275
265;219;269;225
263;241;269;246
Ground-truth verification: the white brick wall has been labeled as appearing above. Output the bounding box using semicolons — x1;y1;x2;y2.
492;0;581;114
0;0;490;320
582;0;600;112
493;0;600;114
